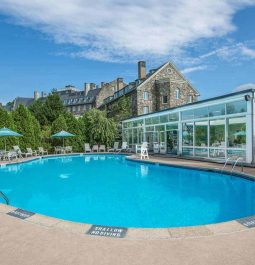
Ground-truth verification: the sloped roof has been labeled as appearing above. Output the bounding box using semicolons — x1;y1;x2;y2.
13;97;35;109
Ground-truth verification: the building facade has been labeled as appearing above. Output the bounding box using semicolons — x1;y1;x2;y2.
5;61;199;118
122;89;254;164
102;61;200;117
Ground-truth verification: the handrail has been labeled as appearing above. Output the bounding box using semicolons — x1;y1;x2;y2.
0;191;9;205
231;157;243;174
221;157;231;172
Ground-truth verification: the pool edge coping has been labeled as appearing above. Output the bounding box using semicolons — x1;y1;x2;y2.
0;153;255;240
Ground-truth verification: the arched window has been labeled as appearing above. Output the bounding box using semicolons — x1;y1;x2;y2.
175;88;180;99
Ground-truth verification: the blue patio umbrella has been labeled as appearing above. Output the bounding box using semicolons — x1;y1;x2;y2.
51;130;75;147
234;131;246;136
0;127;22;151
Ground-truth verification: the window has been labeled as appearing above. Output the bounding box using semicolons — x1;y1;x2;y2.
228;117;246;148
195;121;208;146
143;106;149;114
182;122;193;146
143;91;149;100
188;95;193;103
210;119;225;147
175;88;180;99
226;100;247;114
209;104;225;117
162;95;168;104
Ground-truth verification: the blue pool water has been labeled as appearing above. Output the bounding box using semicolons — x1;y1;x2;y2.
0;154;255;228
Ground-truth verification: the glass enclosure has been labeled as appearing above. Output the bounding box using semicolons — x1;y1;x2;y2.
122;96;252;162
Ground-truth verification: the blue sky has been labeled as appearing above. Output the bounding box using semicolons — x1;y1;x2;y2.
0;0;255;104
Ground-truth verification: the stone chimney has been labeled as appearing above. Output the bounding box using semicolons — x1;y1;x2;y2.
116;78;124;91
138;61;146;80
34;90;39;100
84;83;90;95
90;83;96;90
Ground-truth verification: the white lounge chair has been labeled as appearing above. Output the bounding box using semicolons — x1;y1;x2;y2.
54;146;62;154
26;148;37;156
153;142;160;153
13;146;24;158
65;146;72;153
4;151;18;161
116;142;130;152
108;142;119;152
92;145;99;152
84;143;92;153
99;145;106;152
38;147;48;155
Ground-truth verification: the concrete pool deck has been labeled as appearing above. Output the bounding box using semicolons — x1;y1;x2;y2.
0;153;255;264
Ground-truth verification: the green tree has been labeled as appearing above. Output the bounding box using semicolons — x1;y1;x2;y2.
81;109;117;147
0;107;18;149
64;112;83;152
29;99;48;126
12;104;37;149
51;115;68;147
44;93;65;124
108;96;131;123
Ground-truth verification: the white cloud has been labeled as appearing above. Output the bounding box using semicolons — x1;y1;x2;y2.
234;83;255;92
0;0;255;62
181;65;207;74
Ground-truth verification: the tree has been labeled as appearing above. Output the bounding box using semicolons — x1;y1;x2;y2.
64;112;83;152
81;109;117;147
51;115;68;146
108;96;131;123
0;107;18;149
44;93;65;124
29;99;48;126
12;105;38;149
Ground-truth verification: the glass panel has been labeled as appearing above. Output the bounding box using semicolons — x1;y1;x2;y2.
145;118;152;125
194;148;208;157
195;121;208;146
133;128;138;144
182;110;194;120
209;149;225;159
128;129;132;145
159;115;168;123
166;123;178;131
133;119;143;127
227;150;246;160
122;130;128;142
155;125;165;131
151;117;160;124
210;119;225;147
227;117;246;148
182;123;193;146
209;104;225;117
169;113;179;122
145;126;154;132
182;147;193;156
226;100;247;114
194;107;208;119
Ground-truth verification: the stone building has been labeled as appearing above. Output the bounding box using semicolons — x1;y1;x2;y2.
4;61;199;118
101;61;200;117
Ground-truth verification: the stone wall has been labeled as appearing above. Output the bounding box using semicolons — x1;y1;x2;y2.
95;83;115;108
136;63;199;115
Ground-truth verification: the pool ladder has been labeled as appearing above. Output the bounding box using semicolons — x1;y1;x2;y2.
0;191;9;205
222;157;244;174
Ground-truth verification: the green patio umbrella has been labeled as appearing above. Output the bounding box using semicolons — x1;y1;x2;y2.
0;127;22;151
51;130;75;147
234;131;246;136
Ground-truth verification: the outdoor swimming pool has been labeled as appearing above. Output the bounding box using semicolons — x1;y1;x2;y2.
0;154;255;228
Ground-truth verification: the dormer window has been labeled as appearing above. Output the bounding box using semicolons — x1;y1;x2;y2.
144;91;149;100
175;88;180;99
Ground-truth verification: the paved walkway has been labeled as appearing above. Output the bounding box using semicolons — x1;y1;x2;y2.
0;213;255;265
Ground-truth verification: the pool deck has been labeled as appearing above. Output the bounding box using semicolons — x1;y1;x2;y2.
1;153;255;265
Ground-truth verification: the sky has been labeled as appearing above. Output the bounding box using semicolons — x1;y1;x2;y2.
0;0;255;104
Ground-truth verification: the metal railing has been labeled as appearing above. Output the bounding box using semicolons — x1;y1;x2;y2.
221;157;244;174
0;191;9;205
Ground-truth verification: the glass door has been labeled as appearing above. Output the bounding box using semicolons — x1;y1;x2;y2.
166;130;178;155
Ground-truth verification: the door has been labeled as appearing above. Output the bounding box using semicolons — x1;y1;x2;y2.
166;130;178;155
